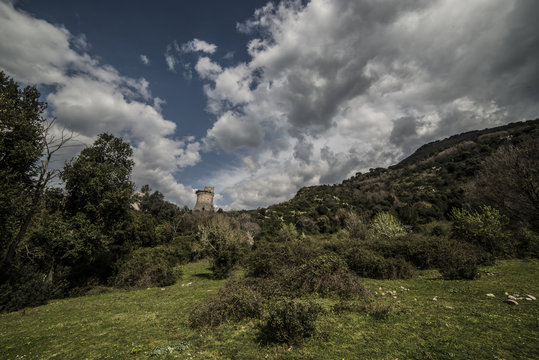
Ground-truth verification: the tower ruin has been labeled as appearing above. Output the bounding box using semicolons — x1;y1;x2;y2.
194;186;214;212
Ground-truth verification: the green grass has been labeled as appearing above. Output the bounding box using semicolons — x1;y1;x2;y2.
1;259;538;359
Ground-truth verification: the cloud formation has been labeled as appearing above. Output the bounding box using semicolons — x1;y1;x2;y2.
140;54;150;65
2;0;537;211
0;1;199;206
164;39;218;76
194;0;539;209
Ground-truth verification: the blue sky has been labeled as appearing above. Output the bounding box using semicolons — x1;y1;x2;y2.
1;0;538;209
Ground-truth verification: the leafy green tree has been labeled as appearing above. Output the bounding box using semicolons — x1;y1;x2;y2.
62;133;134;229
60;133;135;279
0;72;70;273
0;72;45;270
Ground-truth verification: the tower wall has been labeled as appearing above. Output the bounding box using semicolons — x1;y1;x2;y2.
194;187;214;212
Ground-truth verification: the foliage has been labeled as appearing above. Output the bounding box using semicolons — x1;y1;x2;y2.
114;246;183;289
438;247;480;280
0;264;66;313
0;72;46;273
189;280;263;328
257;298;323;344
345;247;417;279
451;206;510;257
278;222;300;242
62;133;134;229
196;214;253;279
371;212;407;239
139;185;180;223
344;211;369;239
292;255;367;298
467;139;539;231
245;239;323;279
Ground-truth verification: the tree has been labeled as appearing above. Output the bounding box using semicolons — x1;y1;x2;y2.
58;133;135;280
0;72;71;272
466;139;539;230
197;214;253;279
62;133;135;229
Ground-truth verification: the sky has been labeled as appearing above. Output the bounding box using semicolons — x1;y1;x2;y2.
1;0;538;210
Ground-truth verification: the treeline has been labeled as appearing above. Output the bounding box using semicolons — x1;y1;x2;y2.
0;73;196;311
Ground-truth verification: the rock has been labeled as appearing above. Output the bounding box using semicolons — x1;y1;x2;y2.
486;293;495;297
526;294;536;300
508;295;517;300
504;299;519;305
433;296;438;301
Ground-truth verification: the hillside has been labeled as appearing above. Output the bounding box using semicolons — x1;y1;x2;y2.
251;119;539;236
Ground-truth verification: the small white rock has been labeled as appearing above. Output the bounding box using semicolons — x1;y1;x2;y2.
433;296;438;301
486;293;496;297
526;294;536;300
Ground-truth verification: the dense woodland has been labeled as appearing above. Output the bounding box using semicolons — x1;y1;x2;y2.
1;72;538;344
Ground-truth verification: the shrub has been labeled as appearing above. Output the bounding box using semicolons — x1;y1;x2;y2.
371;212;407;239
438;247;480;280
514;228;539;258
451;206;510;257
0;264;67;313
258;298;323;344
346;247;416;279
114;246;180;288
244;240;323;279
363;234;450;270
293;255;368;298
278;223;300;242
197;214;253;279
189;281;263;328
344;211;369;239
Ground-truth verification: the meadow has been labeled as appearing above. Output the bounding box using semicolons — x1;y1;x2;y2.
1;259;537;360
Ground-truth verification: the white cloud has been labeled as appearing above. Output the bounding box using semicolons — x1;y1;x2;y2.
0;2;200;207
197;0;538;209
164;38;218;75
181;38;217;54
195;57;222;80
140;54;150;65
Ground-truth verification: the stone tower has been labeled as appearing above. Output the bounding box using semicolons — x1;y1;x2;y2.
194;186;214;212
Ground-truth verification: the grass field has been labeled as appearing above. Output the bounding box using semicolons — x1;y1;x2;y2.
1;259;538;359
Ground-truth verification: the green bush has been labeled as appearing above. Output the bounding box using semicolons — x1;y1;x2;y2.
371;212;407;239
293;255;367;298
514;228;539;258
189;281;263;328
258;298;323;344
346;247;416;279
0;265;67;313
114;246;181;288
438;246;480;280
245;240;322;279
451;206;510;256
362;234;450;270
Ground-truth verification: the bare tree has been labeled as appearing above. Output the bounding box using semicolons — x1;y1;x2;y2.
466;139;539;230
